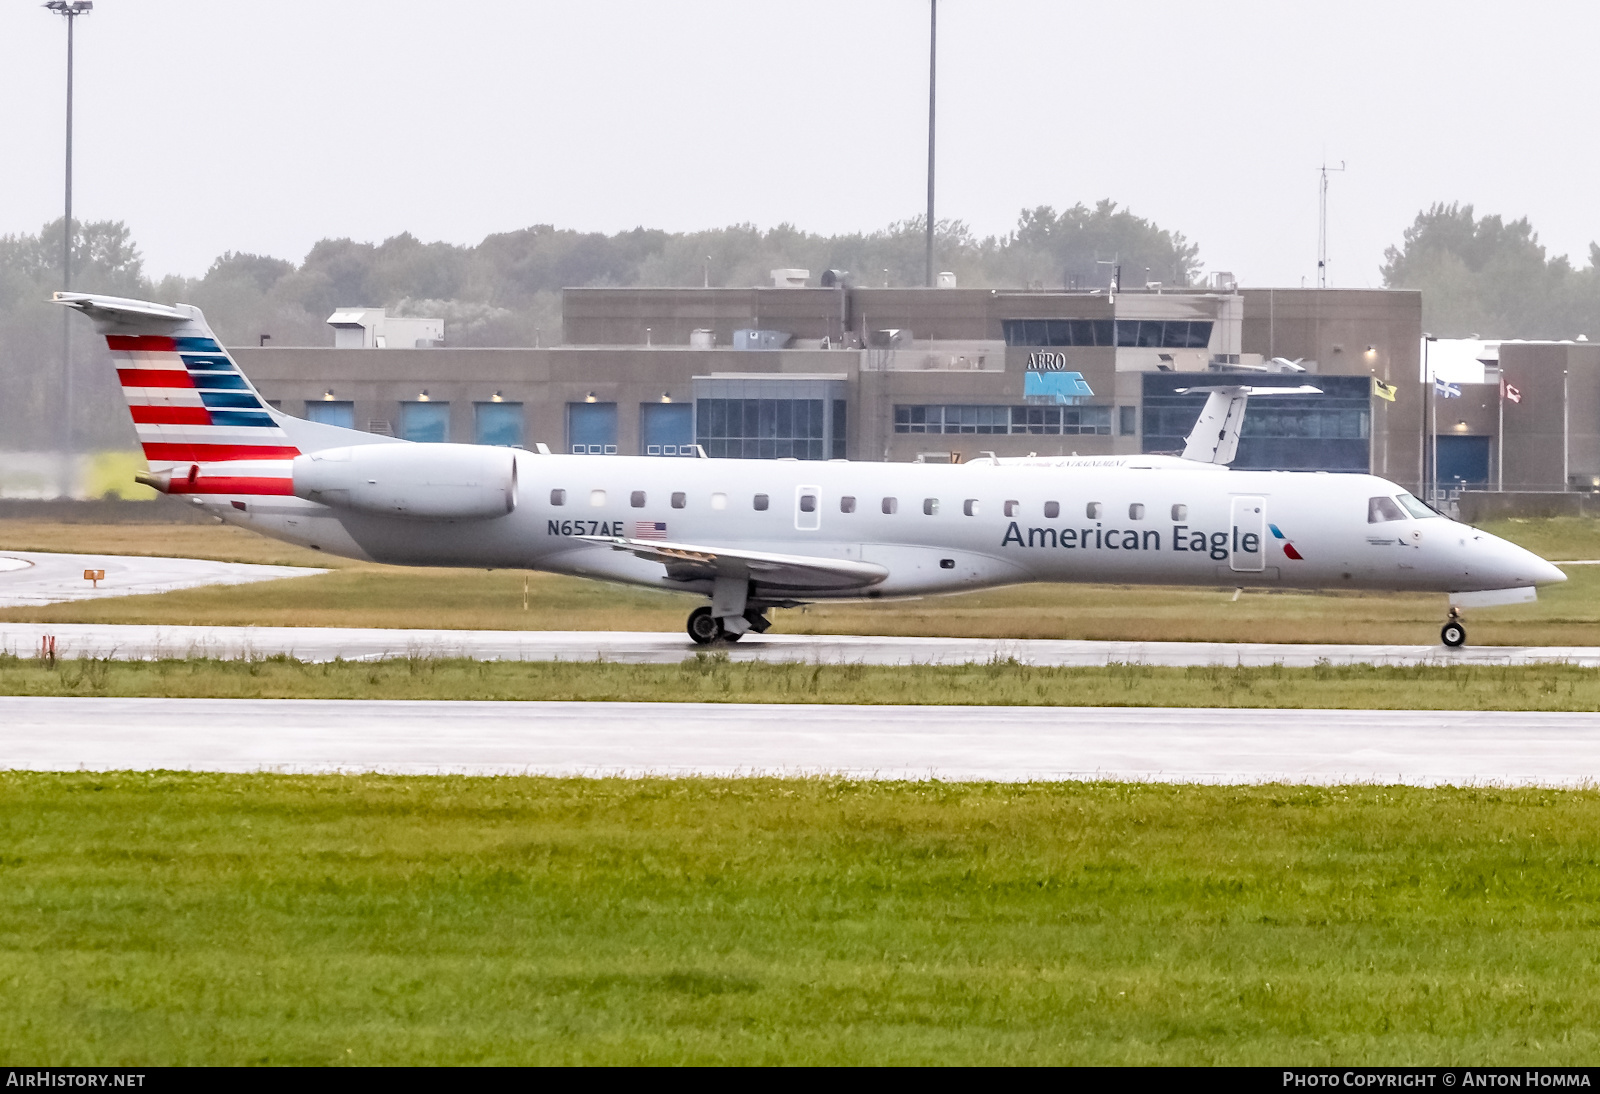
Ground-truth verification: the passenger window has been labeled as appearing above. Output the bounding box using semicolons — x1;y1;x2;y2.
882;497;898;514
630;491;646;508
589;489;606;507
841;496;857;513
671;492;686;509
1044;501;1060;519
711;492;727;510
550;489;566;506
923;498;939;516
799;494;817;513
1171;504;1187;521
1129;503;1145;520
1086;502;1103;519
963;499;979;516
1369;496;1407;523
1004;500;1019;517
754;493;770;511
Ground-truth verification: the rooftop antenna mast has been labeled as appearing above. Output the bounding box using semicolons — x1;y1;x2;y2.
1317;160;1345;289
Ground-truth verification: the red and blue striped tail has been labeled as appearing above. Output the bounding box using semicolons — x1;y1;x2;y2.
107;333;300;466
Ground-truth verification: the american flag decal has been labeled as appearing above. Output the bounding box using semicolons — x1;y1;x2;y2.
634;521;667;540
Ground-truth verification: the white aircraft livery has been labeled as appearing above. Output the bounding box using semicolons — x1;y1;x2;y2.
57;292;1565;648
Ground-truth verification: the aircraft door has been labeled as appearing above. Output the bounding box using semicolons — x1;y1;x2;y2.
1229;496;1266;572
795;485;821;531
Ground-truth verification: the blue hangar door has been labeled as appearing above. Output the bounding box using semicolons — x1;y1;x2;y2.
1437;435;1491;487
640;403;694;455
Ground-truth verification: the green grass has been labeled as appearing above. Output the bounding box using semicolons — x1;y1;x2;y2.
3;516;1598;644
3;772;1599;1065
10;653;1600;710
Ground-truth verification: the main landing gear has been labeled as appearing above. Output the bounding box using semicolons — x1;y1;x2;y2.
686;605;771;645
1441;606;1467;648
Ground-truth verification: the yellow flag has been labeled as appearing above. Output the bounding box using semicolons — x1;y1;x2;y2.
1373;378;1397;402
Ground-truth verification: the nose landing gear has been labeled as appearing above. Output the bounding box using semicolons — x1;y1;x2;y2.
1441;607;1467;648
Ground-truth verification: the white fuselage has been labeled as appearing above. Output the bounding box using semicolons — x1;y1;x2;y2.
202;452;1564;603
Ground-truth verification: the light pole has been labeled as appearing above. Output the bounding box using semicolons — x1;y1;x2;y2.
1421;333;1436;499
46;0;92;495
924;0;936;288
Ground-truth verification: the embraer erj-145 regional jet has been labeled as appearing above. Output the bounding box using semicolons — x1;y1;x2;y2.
57;292;1566;648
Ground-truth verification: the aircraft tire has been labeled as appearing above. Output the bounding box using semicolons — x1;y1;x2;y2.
687;606;719;645
1441;621;1467;648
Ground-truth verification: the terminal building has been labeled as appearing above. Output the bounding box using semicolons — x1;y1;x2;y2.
229;274;1600;502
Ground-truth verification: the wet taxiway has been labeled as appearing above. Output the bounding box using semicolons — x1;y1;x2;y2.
3;697;1595;786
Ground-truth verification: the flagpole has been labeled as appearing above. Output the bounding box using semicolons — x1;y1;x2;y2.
1431;381;1438;505
1497;379;1504;492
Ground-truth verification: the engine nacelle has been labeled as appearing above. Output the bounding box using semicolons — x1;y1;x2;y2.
293;443;517;520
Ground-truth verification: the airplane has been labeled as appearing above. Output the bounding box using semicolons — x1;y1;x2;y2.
56;291;1566;649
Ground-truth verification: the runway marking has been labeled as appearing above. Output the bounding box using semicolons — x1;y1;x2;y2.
3;623;1600;668
3;697;1597;786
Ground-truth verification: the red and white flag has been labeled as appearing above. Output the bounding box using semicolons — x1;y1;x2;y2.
1501;379;1522;404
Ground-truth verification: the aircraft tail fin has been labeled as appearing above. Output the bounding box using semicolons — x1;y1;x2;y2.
1180;388;1250;465
54;292;301;469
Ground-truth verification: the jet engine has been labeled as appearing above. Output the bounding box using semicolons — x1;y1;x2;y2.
293;443;517;520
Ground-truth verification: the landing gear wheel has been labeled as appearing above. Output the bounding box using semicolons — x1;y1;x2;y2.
687;606;719;645
1441;620;1467;648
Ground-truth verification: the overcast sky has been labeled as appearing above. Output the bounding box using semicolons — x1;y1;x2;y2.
2;0;1595;287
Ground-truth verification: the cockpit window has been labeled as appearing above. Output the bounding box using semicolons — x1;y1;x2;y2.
1395;493;1438;519
1368;496;1406;523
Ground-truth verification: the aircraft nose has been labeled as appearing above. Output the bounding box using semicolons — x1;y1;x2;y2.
1491;534;1566;586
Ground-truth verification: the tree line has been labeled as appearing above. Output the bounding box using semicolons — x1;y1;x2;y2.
3;199;1597;450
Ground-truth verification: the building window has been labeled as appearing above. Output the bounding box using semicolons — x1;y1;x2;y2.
894;405;1111;436
475;401;524;447
1001;319;1211;348
307;400;354;429
1140;373;1374;472
696;397;826;459
1119;405;1138;436
399;401;449;443
832;400;848;459
568;401;618;455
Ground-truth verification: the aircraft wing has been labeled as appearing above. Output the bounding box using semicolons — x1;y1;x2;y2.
578;535;889;591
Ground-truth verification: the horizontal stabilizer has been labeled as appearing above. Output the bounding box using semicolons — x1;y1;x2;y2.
54;292;190;327
580;535;888;592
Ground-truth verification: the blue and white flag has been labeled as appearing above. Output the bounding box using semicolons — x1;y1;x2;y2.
1434;378;1462;399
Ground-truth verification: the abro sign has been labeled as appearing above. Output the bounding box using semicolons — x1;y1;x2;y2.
1027;351;1073;371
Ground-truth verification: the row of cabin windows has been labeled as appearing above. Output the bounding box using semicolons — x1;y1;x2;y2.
548;489;1186;522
